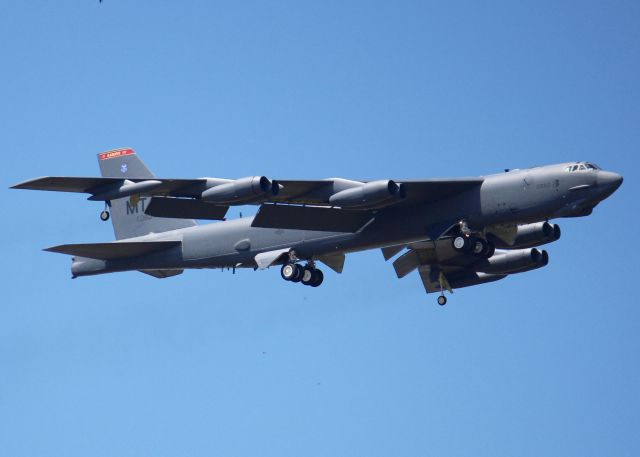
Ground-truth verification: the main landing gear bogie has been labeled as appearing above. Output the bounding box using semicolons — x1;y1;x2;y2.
281;263;324;287
451;234;494;258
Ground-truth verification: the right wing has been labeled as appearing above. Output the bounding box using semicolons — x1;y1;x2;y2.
383;238;548;295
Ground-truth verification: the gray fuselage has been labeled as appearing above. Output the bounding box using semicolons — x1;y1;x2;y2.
72;163;622;277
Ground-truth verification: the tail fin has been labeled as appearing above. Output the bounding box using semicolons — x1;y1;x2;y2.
97;148;197;240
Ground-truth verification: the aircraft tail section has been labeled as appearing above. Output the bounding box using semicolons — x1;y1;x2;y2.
97;148;197;239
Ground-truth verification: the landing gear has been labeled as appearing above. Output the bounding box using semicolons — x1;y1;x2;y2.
280;263;303;282
100;201;111;222
305;268;323;287
452;233;494;258
437;295;447;306
452;235;470;252
281;262;324;287
301;266;313;284
471;237;486;255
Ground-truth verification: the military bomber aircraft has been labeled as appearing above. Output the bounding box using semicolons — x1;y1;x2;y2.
12;148;623;305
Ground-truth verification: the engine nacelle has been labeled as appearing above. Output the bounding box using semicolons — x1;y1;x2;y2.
493;222;561;249
201;176;279;205
88;179;163;201
475;248;549;275
328;180;405;209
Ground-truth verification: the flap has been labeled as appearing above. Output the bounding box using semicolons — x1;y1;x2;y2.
252;204;373;233
396;178;483;206
145;197;228;220
317;252;346;273
381;244;405;261
139;269;184;278
44;240;181;260
392;250;422;278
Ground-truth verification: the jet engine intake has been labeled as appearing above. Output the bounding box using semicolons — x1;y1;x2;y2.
475;248;549;275
201;176;279;204
493;222;561;249
328;180;405;209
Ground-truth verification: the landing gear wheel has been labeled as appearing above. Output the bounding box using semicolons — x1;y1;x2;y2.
437;295;447;306
301;267;315;286
472;238;488;256
310;269;324;287
484;242;495;258
452;235;469;252
100;210;110;221
290;264;304;282
281;263;296;281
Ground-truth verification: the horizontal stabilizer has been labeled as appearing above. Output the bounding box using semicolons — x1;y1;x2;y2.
252;204;373;233
44;240;181;260
145;197;228;220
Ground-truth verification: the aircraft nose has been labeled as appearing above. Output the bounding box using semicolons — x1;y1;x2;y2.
597;171;623;196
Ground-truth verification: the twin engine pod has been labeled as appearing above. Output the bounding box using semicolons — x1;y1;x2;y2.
201;176;279;205
475;248;549;275
492;222;561;249
329;180;406;210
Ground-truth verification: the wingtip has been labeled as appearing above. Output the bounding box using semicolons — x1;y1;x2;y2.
10;176;49;190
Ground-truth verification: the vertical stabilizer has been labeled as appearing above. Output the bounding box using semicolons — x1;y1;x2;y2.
97;148;197;240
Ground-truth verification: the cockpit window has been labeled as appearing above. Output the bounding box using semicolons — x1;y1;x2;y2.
564;162;599;172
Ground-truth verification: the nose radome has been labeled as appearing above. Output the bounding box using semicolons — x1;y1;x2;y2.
597;171;623;193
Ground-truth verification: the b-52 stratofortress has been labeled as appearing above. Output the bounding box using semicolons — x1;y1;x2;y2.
12;148;622;305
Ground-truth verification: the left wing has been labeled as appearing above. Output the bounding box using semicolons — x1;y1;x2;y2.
11;176;210;197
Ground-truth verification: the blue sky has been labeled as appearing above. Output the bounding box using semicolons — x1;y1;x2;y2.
1;1;639;455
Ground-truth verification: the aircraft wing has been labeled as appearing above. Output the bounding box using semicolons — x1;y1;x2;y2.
251;204;375;233
383;240;551;295
385;242;508;294
246;177;482;232
268;177;483;206
44;240;181;260
12;176;482;205
13;175;483;234
11;176;210;197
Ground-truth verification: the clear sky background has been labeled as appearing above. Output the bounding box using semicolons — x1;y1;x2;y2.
1;1;638;456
